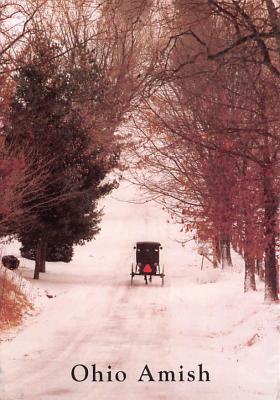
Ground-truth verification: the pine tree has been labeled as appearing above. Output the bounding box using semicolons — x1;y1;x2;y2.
6;38;119;278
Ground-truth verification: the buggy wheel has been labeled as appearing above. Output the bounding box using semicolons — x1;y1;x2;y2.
161;264;165;286
130;264;134;285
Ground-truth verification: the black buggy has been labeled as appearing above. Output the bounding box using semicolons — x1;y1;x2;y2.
130;241;165;286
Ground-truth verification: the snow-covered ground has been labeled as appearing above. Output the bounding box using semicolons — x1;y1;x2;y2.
0;183;279;400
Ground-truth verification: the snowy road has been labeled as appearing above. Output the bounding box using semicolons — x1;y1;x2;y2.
0;183;279;400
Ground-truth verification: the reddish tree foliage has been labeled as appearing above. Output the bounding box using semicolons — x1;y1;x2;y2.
128;0;280;302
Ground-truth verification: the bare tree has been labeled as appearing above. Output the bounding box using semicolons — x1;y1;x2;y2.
127;0;280;301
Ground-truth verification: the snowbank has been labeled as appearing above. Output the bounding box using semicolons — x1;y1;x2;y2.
0;183;279;400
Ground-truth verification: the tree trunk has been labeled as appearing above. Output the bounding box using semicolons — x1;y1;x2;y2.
263;169;279;302
264;231;278;301
221;243;226;269
244;253;256;292
226;237;232;267
216;237;221;265
225;236;233;267
220;236;232;269
212;237;219;268
256;258;265;280
40;238;47;273
34;238;43;279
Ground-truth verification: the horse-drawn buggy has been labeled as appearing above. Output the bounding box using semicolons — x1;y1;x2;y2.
130;241;165;285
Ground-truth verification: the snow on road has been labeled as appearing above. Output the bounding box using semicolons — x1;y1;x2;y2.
0;183;279;400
